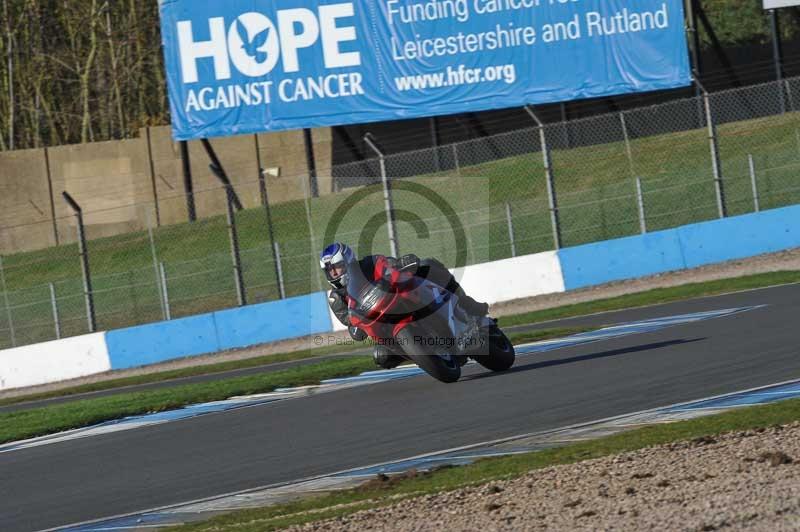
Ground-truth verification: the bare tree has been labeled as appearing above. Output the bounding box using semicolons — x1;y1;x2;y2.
79;0;100;142
104;2;124;137
2;0;14;150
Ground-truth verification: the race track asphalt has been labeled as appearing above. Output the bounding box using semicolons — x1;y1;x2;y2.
1;283;799;532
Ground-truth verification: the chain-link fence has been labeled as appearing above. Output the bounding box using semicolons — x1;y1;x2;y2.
1;77;799;349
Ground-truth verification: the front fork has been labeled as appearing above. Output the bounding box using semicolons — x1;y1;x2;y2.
442;296;493;360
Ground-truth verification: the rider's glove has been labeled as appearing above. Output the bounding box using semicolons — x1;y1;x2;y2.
349;326;368;342
395;254;420;273
328;289;350;327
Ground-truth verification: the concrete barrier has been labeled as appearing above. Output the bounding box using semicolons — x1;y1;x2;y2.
559;204;800;290
106;292;332;370
0;333;110;390
453;251;566;305
558;230;686;290
106;313;220;370
213;292;331;351
677;205;800;269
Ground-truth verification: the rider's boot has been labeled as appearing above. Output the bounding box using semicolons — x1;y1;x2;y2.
373;344;403;370
454;286;489;319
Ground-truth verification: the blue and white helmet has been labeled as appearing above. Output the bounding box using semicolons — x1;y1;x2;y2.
319;242;355;289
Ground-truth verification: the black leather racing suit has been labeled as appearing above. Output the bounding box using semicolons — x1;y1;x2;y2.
327;254;488;369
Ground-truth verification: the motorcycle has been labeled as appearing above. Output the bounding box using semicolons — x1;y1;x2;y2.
346;261;515;383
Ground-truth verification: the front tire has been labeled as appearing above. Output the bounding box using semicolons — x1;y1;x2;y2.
396;327;461;383
474;324;516;372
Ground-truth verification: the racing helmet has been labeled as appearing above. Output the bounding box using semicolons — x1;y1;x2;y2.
319;242;355;289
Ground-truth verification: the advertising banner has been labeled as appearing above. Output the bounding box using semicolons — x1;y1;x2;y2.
763;1;800;9
159;0;692;140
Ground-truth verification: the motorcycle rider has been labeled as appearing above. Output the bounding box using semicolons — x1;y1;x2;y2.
319;242;489;370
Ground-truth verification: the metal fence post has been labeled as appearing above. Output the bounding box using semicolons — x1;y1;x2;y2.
505;202;517;257
795;129;800;157
179;140;197;222
364;133;399;257
255;136;267;207
777;75;788;114
430;117;442;173
49;283;61;339
300;173;323;292
748;154;761;213
0;256;16;347
147;223;166;321
273;242;286;300
204;139;244;209
465;224;476;265
524;106;562;250
224;184;246;307
452;143;461;177
560;117;571;150
770;10;786;114
62;192;96;333
620;112;635;178
695;79;726;218
635;177;648;234
257;167;284;299
159;262;171;321
205;142;247;307
304;128;320;198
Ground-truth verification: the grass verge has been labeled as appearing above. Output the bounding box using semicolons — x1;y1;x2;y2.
0;357;372;445
0;327;585;409
0;342;371;408
0;327;586;444
167;396;800;532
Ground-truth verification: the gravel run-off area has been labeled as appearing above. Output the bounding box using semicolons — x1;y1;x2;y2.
290;422;800;532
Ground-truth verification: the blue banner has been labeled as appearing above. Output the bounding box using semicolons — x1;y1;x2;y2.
159;0;691;140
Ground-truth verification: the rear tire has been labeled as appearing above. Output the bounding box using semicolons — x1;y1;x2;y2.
475;325;516;372
396;327;461;383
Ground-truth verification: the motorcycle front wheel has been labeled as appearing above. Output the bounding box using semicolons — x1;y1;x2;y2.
395;327;461;383
474;323;516;372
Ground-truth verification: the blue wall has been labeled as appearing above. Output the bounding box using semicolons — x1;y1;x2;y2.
106;292;332;370
559;204;800;290
676;206;800;269
102;205;800;371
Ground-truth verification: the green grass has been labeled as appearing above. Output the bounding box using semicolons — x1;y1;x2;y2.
0;327;588;441
0;326;585;409
0;343;370;408
167;395;800;532
1;108;799;349
0;357;372;444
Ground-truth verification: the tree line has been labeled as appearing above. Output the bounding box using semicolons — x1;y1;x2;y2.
0;0;165;151
0;0;797;151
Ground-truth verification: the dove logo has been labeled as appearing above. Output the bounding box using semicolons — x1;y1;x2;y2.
228;13;280;78
177;3;362;84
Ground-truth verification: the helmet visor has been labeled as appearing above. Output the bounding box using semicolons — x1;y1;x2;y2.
325;261;347;282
